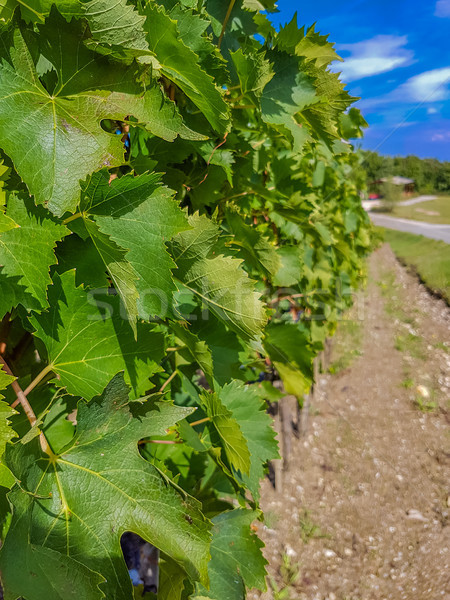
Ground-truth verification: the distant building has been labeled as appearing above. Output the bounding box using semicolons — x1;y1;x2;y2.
369;176;415;198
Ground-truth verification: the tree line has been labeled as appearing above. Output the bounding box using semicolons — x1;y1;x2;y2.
361;150;450;194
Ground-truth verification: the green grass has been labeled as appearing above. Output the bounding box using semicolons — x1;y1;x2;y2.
395;333;426;361
382;229;450;302
388;196;450;224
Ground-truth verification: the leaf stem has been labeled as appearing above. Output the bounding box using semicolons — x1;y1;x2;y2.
138;439;183;445
218;0;237;49
0;356;52;456
190;417;210;427
24;364;54;396
159;369;178;392
62;212;83;225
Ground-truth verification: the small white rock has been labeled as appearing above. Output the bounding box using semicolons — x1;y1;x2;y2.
416;385;430;398
406;509;428;522
285;544;297;558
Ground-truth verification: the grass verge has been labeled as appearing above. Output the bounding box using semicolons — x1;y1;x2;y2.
381;229;450;303
390;196;450;224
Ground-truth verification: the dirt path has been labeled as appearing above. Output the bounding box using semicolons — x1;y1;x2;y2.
253;245;450;600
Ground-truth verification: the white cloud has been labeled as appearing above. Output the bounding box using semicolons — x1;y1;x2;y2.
427;107;439;114
331;35;414;82
401;67;450;103
358;67;450;111
431;131;450;141
435;0;450;17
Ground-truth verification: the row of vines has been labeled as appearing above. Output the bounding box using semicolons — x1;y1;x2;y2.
0;1;373;599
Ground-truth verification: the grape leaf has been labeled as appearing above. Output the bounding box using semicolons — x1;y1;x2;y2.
264;322;314;395
81;220;140;333
193;314;245;387
80;170;189;324
56;233;110;289
166;4;227;84
30;270;164;400
0;12;200;217
0;194;68;314
1;375;211;599
0;0;149;57
217;381;278;500
273;246;303;287
261;51;318;151
192;509;267;599
170;322;214;389
0;365;17;483
141;2;229;134
229;49;273;102
199;389;250;475
158;555;187;600
0;489;105;600
172;214;267;342
277;17;342;68
0;400;16;460
225;209;280;277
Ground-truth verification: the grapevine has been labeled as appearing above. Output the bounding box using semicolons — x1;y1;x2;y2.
0;2;373;599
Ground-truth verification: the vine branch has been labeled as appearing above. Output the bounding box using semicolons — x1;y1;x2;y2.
0;356;51;455
218;0;237;49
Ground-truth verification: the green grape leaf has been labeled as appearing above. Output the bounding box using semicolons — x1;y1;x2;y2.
300;64;356;146
277;17;342;68
261;51;318;151
166;4;227;86
141;2;229;133
1;375;211;599
0;364;17;485
170;322;214;389
217;381;278;499
200;389;250;475
193;509;267;599
56;233;110;289
264;322;314;396
0;489;105;600
225;209;280;277
0;400;17;460
229;49;273;101
273;246;303;287
80;170;189;324
0;194;68;315
243;0;278;11
0;12;200;217
158;555;187;600
30;270;164;400
82;220;140;334
0;0;149;57
172;215;267;342
191;312;245;387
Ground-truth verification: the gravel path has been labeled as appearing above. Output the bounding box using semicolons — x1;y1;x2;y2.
253;245;450;600
398;195;437;207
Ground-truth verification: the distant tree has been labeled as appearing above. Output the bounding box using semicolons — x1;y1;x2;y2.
361;151;450;194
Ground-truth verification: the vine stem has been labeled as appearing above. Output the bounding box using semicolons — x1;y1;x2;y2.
218;0;237;49
24;364;54;397
138;439;182;446
159;369;178;392
190;417;210;427
0;356;51;455
62;211;83;225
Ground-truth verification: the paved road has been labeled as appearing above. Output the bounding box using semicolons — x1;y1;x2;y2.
370;213;450;244
398;194;437;207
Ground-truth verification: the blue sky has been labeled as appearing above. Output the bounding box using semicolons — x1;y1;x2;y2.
269;0;450;161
